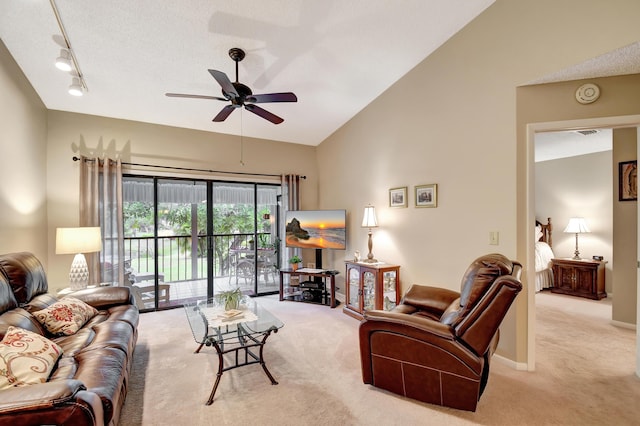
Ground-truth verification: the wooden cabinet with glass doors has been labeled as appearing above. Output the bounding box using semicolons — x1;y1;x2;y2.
343;261;400;320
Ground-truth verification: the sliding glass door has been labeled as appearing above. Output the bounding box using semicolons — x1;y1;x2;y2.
122;176;280;310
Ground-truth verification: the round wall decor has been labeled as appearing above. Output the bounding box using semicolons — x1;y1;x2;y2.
575;83;600;104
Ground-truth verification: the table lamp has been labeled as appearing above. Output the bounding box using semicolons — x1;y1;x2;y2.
361;205;378;263
563;218;590;260
56;227;102;290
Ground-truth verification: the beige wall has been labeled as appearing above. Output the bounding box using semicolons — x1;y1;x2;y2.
535;151;614;293
45;111;319;287
0;40;48;262
319;0;640;363
612;128;638;324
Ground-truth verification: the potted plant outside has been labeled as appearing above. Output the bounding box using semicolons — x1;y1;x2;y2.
288;255;302;271
216;287;242;311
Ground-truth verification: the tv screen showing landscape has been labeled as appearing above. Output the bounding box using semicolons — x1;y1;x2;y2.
285;210;346;250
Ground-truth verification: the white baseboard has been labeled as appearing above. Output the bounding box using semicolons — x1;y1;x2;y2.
611;319;636;330
493;353;528;371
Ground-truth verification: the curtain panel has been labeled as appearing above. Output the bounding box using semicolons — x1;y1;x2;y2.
281;174;302;261
79;156;124;285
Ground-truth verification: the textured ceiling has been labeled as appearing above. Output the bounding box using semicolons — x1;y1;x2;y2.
2;2;638;150
0;0;495;146
535;129;612;163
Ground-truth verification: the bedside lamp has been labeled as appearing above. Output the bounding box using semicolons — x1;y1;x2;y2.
563;218;590;260
361;205;378;263
56;227;102;290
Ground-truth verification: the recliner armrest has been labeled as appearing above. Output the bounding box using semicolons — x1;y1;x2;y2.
363;309;455;340
399;284;460;318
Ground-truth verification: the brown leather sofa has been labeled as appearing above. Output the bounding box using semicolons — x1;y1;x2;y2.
0;252;139;425
359;253;522;411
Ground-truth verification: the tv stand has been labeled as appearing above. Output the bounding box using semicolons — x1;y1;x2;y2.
279;269;338;308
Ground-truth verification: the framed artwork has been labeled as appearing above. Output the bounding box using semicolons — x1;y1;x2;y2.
415;184;437;208
389;187;407;208
619;160;637;201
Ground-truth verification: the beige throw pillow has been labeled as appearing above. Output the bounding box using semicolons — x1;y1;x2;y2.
0;326;63;389
33;297;99;336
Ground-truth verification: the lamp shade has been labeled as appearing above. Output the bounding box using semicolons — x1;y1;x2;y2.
563;218;590;234
56;227;102;254
361;205;378;228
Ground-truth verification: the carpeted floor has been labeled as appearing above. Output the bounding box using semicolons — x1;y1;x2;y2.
119;292;640;425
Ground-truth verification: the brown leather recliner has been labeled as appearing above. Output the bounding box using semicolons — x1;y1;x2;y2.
359;253;522;411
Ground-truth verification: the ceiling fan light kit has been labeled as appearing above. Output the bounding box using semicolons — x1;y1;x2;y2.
166;48;297;124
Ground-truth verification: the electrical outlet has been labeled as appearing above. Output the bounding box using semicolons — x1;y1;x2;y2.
489;231;499;245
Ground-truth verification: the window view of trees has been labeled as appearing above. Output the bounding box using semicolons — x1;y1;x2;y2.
123;201;276;280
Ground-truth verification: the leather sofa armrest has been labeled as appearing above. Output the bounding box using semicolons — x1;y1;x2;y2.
400;284;460;318
0;379;85;409
63;286;133;309
0;380;103;425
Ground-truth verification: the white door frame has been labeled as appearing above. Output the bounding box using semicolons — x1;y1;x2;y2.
525;114;640;373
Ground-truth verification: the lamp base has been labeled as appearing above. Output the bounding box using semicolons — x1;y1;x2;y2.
69;253;89;290
361;257;378;263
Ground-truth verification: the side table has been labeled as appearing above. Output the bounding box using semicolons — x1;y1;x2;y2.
551;258;607;300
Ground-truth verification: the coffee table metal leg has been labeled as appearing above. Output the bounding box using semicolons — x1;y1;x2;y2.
206;340;225;405
259;330;278;385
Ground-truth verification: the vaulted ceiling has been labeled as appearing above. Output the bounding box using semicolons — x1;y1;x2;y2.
2;1;639;149
0;0;495;145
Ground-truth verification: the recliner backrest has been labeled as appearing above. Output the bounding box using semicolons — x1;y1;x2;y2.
441;253;513;327
0;252;49;305
454;273;522;355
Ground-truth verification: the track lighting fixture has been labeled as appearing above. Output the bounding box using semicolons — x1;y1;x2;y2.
68;77;83;96
55;48;72;71
51;0;87;96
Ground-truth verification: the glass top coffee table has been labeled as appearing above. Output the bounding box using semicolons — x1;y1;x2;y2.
184;297;284;405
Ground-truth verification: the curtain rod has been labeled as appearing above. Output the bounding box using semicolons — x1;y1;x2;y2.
72;156;306;179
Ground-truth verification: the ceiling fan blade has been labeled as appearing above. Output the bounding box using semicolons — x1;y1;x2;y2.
246;92;298;103
244;104;284;124
213;105;236;122
165;93;227;101
208;69;238;98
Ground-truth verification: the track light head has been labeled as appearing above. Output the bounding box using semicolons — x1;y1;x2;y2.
55;49;72;72
68;77;83;96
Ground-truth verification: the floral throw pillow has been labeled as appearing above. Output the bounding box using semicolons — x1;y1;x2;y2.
33;297;99;336
0;326;63;390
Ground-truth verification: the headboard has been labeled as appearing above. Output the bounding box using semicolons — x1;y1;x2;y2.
535;217;552;247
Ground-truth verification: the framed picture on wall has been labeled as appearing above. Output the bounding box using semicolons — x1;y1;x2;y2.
619;160;637;201
415;184;438;208
389;187;407;208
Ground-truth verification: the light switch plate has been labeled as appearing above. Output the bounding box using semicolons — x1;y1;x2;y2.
489;231;499;245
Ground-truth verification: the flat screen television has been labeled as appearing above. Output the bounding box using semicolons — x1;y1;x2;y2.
285;210;346;269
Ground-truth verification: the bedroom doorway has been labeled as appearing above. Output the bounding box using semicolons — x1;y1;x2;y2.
525;116;640;376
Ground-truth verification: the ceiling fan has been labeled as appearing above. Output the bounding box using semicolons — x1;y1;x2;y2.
166;48;297;124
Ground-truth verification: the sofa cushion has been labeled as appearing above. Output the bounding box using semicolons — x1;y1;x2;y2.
0;275;18;316
0;326;63;390
33;297;99;336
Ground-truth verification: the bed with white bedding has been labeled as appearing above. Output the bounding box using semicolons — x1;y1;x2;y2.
535;217;554;292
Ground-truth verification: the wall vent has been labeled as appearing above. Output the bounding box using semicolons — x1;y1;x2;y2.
576;129;599;136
